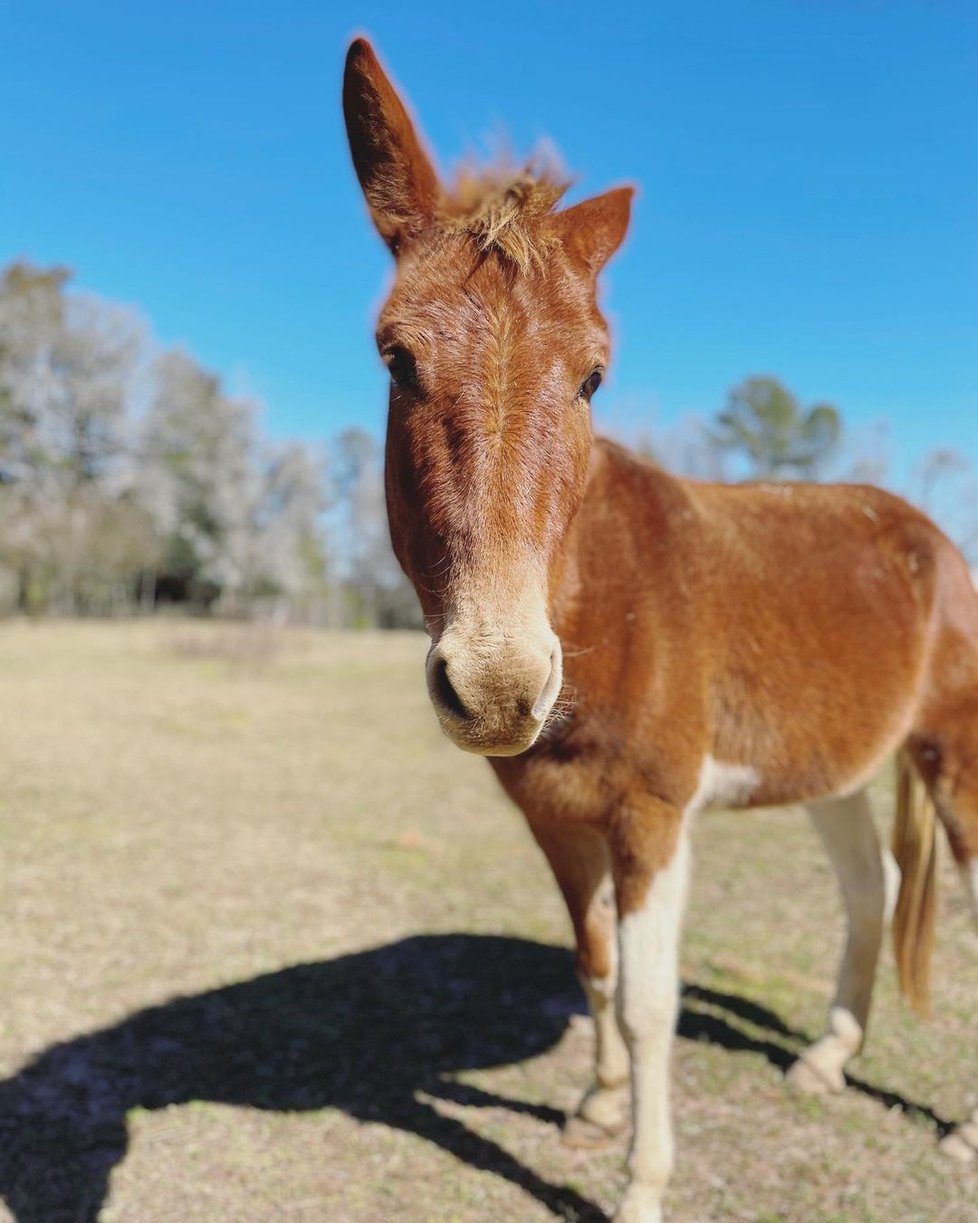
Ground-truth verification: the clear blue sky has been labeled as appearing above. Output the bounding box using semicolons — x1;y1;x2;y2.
4;0;976;484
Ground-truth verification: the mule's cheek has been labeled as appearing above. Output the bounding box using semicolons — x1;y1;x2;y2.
382;486;450;635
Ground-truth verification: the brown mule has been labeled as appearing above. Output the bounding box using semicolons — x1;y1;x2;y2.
342;37;978;1221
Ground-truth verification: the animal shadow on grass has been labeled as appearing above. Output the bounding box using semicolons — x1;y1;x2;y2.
0;935;599;1223
0;935;954;1223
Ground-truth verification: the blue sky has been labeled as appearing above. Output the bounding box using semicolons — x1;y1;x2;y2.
4;0;976;488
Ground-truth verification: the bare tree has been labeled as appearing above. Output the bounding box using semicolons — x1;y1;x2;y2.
0;260;71;486
139;349;256;606
0;263;151;612
330;427;420;627
913;447;978;566
252;441;330;620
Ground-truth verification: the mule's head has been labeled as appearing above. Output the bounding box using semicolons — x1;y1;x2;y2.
343;38;632;755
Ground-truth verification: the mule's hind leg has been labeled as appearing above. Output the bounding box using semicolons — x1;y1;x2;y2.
932;781;978;1163
925;750;978;931
788;788;888;1094
529;821;630;1142
912;726;978;1161
960;858;978;924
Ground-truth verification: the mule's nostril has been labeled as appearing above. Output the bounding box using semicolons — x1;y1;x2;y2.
432;657;471;721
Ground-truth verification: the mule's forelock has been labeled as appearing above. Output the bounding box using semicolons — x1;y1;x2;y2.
435;169;633;277
439;165;571;273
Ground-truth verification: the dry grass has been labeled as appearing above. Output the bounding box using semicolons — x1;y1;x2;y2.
162;621;290;670
0;620;975;1222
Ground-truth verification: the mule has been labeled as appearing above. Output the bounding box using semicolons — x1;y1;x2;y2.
342;38;978;1221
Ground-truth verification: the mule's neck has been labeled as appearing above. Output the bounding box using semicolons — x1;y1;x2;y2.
547;435;695;630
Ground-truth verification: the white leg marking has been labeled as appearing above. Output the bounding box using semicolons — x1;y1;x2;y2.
587;972;630;1090
588;875;630;1092
882;847;902;926
789;790;886;1094
566;874;630;1144
615;825;690;1223
573;968;631;1137
940;859;978;1161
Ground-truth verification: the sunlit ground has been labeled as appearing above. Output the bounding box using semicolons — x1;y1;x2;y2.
0;621;975;1221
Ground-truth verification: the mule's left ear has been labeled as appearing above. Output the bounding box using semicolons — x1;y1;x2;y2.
343;37;440;254
553;186;634;275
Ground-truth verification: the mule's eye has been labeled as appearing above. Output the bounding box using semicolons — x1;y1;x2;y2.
579;368;603;402
383;346;418;392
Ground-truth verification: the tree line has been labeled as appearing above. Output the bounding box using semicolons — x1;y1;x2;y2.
0;260;417;625
1;259;973;624
641;378;976;563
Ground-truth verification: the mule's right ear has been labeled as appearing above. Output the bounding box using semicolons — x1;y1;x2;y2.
553;186;634;277
343;38;440;255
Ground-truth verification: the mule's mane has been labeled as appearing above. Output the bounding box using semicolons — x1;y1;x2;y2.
439;162;570;272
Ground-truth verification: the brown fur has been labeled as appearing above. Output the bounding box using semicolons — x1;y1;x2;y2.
892;750;938;1016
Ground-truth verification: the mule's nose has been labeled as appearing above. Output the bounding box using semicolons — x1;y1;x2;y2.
425;638;562;755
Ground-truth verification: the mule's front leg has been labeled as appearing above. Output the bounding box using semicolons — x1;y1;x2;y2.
529;822;630;1143
611;803;689;1223
573;880;631;1140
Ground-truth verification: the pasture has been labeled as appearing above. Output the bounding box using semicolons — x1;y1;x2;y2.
0;620;975;1222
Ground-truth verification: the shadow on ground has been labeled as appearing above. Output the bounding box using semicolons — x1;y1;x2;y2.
0;934;954;1222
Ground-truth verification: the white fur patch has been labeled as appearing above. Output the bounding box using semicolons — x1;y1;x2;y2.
618;827;690;1027
882;847;902;926
685;755;761;817
617;824;691;1200
805;791;886;1033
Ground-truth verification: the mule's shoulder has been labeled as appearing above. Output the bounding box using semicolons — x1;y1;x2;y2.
591;435;664;478
590;437;694;516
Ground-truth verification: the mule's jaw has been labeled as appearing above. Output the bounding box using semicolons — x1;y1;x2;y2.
439;721;545;757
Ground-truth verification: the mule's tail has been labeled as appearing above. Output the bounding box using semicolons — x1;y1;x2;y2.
892;748;938;1017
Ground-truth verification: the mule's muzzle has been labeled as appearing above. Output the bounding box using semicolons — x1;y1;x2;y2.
426;637;563;756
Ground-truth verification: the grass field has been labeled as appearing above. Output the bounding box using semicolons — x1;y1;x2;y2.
0;620;975;1222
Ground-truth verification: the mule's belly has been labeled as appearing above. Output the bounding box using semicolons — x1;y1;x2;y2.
709;628;924;808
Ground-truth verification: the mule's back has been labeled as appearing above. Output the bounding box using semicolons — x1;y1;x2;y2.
554;440;958;805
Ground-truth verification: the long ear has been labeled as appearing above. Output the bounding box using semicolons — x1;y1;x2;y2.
343;38;440;255
553;186;634;275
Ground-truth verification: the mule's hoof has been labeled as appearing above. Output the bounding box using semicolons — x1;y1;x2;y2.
613;1183;663;1223
562;1113;622;1149
563;1084;628;1148
940;1131;978;1163
786;1056;845;1096
578;1083;629;1127
941;1114;978;1163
